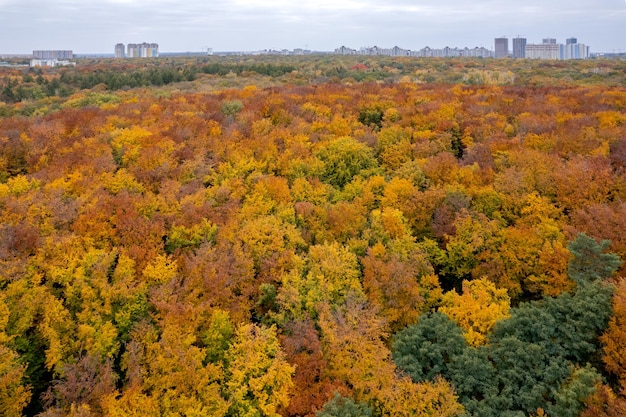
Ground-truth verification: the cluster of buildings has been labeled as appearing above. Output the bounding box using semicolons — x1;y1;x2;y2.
495;37;590;60
335;45;491;58
30;50;76;67
114;43;159;58
18;36;593;68
335;37;590;60
258;48;312;56
33;50;73;60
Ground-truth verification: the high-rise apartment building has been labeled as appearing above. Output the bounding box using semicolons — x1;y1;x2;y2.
525;37;589;60
143;43;159;57
115;43;125;58
33;50;73;59
494;37;508;58
562;40;589;59
127;44;138;58
525;43;561;60
125;42;159;58
335;46;357;55
512;37;527;58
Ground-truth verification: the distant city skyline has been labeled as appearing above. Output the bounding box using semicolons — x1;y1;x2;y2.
0;35;602;62
0;0;624;54
330;36;590;60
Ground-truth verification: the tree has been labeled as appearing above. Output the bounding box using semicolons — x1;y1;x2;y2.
568;202;626;277
392;312;467;383
601;278;626;392
4;60;626;417
568;232;622;284
376;126;413;173
394;278;614;415
280;318;343;417
438;211;500;290
236;214;306;283
0;296;30;417
444;347;498;415
113;318;229;417
470;194;573;299
358;105;384;131
439;278;510;346
581;384;626;417
177;242;256;324
221;100;243;116
316;392;373;417
315;137;378;189
318;299;463;417
301;242;365;314
546;365;602;417
40;354;117;416
326;201;368;244
225;323;295;417
485;336;571;415
361;243;431;332
492;280;614;363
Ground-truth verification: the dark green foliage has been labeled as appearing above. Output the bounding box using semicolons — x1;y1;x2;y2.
66;67;195;91
490;302;560;355
254;283;279;324
358;106;384;130
392;312;467;382
486;337;571;415
445;348;497;412
449;126;465;159
12;331;51;415
492;280;614;363
200;62;296;77
546;365;602;417
316;392;373;417
0;66;196;104
568;233;622;284
544;282;614;362
393;280;614;416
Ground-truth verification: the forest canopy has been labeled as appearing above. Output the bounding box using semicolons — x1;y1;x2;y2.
1;55;626;416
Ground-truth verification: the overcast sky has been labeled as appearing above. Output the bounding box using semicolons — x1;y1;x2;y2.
1;0;625;54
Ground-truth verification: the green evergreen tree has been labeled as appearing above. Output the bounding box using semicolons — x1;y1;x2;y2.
492;280;614;362
568;233;621;284
316;392;373;417
546;365;601;417
392;312;467;382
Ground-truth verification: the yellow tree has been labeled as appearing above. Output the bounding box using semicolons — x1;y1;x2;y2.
316;298;463;416
361;211;442;333
106;317;229;417
0;295;31;417
235;214;306;283
301;242;365;314
471;193;572;298
225;323;295;417
439;278;511;346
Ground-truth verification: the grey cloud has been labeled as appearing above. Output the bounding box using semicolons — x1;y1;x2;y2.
0;0;624;53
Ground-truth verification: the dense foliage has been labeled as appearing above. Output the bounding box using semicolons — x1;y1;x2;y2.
0;56;625;416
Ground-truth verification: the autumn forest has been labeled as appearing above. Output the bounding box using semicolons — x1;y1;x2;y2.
1;56;626;417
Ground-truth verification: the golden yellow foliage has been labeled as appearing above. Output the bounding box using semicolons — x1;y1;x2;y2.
440;277;511;346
